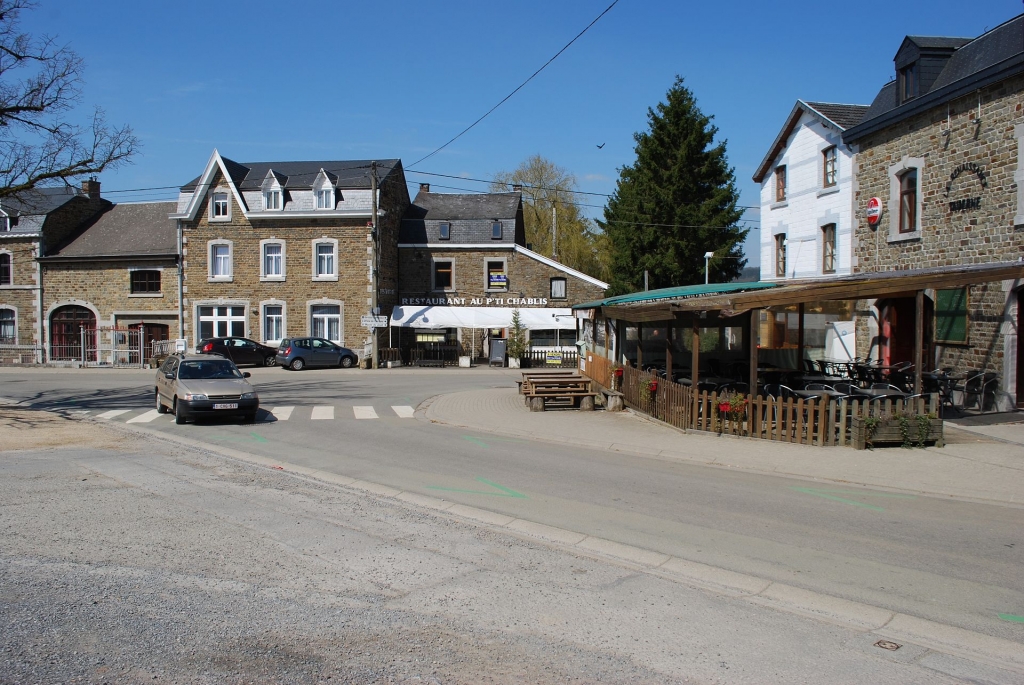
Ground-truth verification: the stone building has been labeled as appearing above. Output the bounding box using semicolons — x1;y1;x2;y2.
172;151;409;359
392;185;608;363
842;16;1024;409
0;182;109;362
37;201;179;363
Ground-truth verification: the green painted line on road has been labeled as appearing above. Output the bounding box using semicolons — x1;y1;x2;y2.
812;488;916;499
998;613;1024;623
793;487;885;511
428;476;526;498
463;436;490;448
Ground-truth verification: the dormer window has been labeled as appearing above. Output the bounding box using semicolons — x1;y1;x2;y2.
312;169;337;210
491;221;502;240
439;222;451;240
210;191;230;221
900;63;918;103
261;169;286;211
264;190;281;210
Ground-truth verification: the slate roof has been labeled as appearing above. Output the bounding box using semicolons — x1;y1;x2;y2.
904;36;973;51
804;102;869;130
43;202;178;259
1;186;82;230
846;14;1024;142
180;158;401;192
399;191;522;244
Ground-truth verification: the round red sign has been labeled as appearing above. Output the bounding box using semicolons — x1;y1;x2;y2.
866;197;882;225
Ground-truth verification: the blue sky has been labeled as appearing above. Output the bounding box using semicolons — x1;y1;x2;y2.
20;0;1022;267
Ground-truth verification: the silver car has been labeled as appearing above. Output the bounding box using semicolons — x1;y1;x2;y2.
155;353;259;424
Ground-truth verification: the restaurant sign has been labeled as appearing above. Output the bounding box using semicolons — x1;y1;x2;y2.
945;162;986;212
401;296;549;306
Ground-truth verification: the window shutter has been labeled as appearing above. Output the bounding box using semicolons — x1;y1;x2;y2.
935;288;968;344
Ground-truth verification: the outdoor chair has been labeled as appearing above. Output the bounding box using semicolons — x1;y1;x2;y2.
960;370;999;413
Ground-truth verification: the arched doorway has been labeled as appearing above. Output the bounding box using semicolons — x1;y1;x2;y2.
50;305;96;361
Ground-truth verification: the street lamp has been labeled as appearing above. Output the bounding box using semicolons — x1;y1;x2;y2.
704;251;715;285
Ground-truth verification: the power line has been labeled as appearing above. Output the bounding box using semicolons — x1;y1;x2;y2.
408;0;620;169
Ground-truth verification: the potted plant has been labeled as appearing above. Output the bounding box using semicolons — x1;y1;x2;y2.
506;308;529;369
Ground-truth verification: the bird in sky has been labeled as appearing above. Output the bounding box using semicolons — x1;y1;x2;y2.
596;143;605;149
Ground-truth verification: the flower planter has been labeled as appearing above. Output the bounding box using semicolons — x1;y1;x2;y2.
508;357;521;369
851;415;944;450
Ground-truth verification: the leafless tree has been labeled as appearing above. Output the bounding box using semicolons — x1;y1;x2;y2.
0;0;137;199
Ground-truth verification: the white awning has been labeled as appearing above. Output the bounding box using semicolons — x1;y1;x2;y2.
390;306;576;330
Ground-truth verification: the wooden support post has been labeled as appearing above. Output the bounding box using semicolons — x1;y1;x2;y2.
749;309;759;395
637;323;643;369
914;290;924;395
797;302;805;370
691;319;700;427
665;323;673;381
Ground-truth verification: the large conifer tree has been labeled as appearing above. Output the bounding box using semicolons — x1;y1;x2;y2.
599;77;747;295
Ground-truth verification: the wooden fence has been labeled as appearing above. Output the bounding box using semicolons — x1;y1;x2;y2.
579;354;940;447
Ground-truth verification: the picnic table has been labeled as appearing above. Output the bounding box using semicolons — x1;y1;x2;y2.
521;372;596;412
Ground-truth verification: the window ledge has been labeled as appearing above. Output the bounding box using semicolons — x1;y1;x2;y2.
209;217;231;223
1014;215;1024;228
128;293;164;298
208;276;234;283
770;201;788;210
816;186;840;198
312;275;339;282
485;289;509;294
887;231;921;244
260;276;286;282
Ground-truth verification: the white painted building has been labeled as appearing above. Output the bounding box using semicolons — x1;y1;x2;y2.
753;101;868;281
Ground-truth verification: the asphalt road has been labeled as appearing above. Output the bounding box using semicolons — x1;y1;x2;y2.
2;366;1023;660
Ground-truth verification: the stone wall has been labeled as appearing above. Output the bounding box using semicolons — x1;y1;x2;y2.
181;169;407;352
851;73;1024;406
0;236;40;346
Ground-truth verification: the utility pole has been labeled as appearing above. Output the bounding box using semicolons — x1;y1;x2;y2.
551;204;557;260
370;161;379;370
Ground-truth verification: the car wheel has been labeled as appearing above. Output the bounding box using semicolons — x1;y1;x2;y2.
155;391;166;414
340;356;354;368
174;399;186;425
264;355;277;367
290;358;305;371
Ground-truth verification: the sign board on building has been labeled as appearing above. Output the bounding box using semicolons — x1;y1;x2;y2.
545;351;563;365
866;197;882;225
361;315;388;328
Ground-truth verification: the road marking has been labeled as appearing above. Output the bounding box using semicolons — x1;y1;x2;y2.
463;436;490;448
391;405;414;418
268;406;294;421
428;477;527;498
793;487;885;511
353;406;378;420
126;409;162;423
96;409;130;420
999;613;1024;623
310;406;334;420
208;432;268;443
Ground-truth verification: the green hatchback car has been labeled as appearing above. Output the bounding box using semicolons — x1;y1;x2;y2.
155;353;259;424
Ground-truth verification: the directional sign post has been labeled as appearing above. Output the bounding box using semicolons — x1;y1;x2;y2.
361;315;388;329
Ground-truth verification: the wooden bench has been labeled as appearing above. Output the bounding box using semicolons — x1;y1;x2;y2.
523;376;596;412
414;358;445;368
599;387;624;412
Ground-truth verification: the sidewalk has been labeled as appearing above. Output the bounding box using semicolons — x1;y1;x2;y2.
425;388;1024;506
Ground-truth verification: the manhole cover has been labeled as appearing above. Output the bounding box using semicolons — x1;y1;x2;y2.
874;640;901;651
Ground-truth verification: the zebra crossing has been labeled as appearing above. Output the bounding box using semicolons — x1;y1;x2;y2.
70;404;417;424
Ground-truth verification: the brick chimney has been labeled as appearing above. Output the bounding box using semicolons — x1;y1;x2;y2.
419;183;430;193
82;178;101;200
512;184;523;192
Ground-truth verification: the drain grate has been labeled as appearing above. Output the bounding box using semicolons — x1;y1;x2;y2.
874;640;902;651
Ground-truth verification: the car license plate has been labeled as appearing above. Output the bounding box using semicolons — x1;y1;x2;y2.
213;403;238;410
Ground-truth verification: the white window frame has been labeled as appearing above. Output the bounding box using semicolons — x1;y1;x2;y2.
484;257;508;292
307;299;344;344
316;188;334;209
887;156;925;243
260;239;286;281
439;222;451;240
432;258;454;292
264;189;282;211
0;305;17;343
208;239;233;281
312;238;339;281
194;302;248;344
491;221;503;240
550;277;567;300
209;189;231;221
822;146;838;188
0;249;12;287
260;300;286;345
127;266;164;297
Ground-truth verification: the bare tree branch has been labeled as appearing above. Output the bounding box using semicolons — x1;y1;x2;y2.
0;0;137;199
